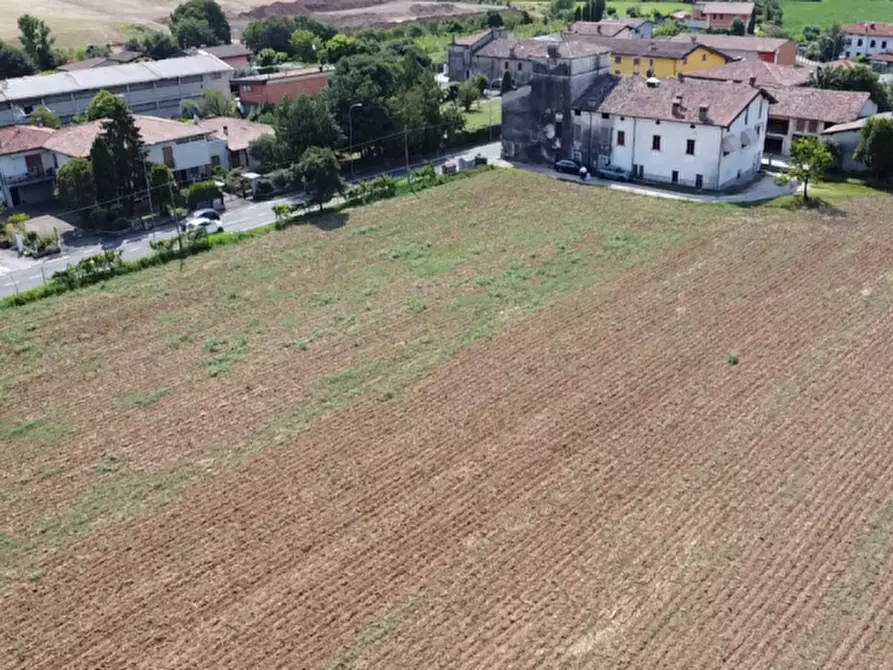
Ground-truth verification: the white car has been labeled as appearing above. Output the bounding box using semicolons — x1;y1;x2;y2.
183;208;224;234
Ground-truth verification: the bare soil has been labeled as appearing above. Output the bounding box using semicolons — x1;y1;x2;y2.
3;173;893;667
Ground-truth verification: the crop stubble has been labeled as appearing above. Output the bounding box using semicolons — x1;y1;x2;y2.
4;189;893;666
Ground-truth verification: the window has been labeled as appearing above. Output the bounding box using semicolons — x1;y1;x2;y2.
759;98;764;115
211;72;223;79
180;75;203;84
649;58;654;67
517;62;522;71
858;38;863;46
162;145;175;168
871;40;876;48
211;154;221;167
686;139;695;155
701;53;707;62
652;134;661;151
807;120;818;133
242;84;253;92
617;130;626;146
796;118;806;131
884;41;889;49
614;70;621;75
614;55;622;64
695;174;703;189
504;61;509;70
573;108;581;116
745;106;749;124
655;120;661;125
633;57;640;66
672;170;679;184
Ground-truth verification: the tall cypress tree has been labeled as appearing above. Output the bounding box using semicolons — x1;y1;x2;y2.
89;135;117;205
101;105;146;213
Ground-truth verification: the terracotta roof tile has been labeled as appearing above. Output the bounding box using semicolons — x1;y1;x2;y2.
452;30;491;47
686;59;812;87
821;111;893;134
197;116;274;152
764;85;872;123
574;75;773;127
475;37;610;60
44;115;212;158
668;32;791;53
0;125;55;156
843;22;893;38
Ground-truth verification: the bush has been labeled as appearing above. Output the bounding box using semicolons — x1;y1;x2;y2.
253;178;274;199
6;213;29;226
268;165;301;192
187;180;222;209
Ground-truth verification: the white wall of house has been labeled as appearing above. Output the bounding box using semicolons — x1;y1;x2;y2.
0;151;57;207
765;98;878;156
717;94;767;187
843;32;893;58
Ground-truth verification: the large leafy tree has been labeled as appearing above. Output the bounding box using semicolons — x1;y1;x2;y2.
126;29;179;60
290;29;322;63
274;93;343;159
171;0;230;45
0;41;35;78
89;135;117;204
173;16;221;49
55;158;96;212
854;117;893;181
810;63;891;111
101;104;147;213
199;89;238;117
85;90;129;121
242;17;295;54
323;34;358;64
298;146;344;210
17;14;56;71
148;163;178;214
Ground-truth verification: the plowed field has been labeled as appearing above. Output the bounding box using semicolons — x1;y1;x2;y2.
3;170;893;667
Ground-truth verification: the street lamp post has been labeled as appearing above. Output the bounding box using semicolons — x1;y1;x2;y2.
348;103;363;181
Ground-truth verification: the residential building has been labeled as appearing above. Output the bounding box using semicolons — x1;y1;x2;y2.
842;23;893;59
567;19;653;39
59;50;144;72
669;33;796;65
820;112;893;172
0;54;233;128
234;66;333;113
0;126;58;207
868;53;893;74
568;75;773;190
582;38;731;77
762;86;876;155
472;38;610;88
196;116;275;169
184;44;252;69
690;2;755;31
43;115;227;184
686;59;813;87
447;29;508;81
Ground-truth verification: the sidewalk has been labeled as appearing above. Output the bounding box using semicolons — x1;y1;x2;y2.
506;160;796;203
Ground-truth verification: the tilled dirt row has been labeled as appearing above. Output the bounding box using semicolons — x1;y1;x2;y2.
7;201;893;667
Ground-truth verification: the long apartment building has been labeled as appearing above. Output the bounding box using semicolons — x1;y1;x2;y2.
0;54;233;128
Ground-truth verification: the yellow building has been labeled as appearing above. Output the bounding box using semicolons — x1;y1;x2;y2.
605;41;731;77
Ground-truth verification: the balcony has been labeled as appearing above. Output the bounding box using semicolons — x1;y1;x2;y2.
2;167;56;186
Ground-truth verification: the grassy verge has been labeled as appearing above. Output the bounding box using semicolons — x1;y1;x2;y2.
463;98;502;131
762;176;892;210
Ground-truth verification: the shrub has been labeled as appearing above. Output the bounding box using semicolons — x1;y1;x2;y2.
253;178;274;199
6;213;29;226
187;180;222;209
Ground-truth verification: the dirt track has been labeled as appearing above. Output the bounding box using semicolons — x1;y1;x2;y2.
5;195;893;667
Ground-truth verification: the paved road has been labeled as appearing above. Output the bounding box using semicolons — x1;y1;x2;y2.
0;142;503;298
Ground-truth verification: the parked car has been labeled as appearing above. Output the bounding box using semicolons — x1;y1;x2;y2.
181;208;222;232
597;164;631;182
553;159;581;175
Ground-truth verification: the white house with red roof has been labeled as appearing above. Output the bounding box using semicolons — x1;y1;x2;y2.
843;23;893;58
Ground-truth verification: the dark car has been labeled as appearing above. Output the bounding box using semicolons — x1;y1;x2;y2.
553;159;581;175
597;164;631;182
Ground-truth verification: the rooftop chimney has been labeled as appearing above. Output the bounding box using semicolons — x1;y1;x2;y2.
677;71;685;82
690;35;697;43
547;43;559;59
223;125;228;136
748;75;757;87
698;105;709;122
672;94;683;116
646;76;660;87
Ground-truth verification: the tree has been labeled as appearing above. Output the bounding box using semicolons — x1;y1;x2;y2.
654;18;681;37
486;10;504;28
810;63;891;111
0;41;35;78
854;117;893;181
85;89;129;121
243;17;295;54
291;29;321;63
171;0;230;45
298;146;343;210
576;0;605;22
782;137;832;202
730;18;746;36
293;15;337;41
187;180;222;208
126;29;179;59
101;104;147;213
472;73;488;95
85;44;110;58
500;70;513;94
457;80;480;112
256;48;287;67
199;89;238;117
274;93;342;159
248;135;283;171
605;5;617;16
173;16;220;49
17;14;56;71
55;158;96;212
28;106;60;129
323;34;358;64
148;163;177;214
90;135;118;204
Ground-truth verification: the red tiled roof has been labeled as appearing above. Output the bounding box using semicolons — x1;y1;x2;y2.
452;30;491;47
843;22;893;37
765;85;872;123
476;37;610;60
44;115;211;158
821;111;893;134
686;59;812;87
869;53;893;62
197;116;274;152
0;126;55;156
575;75;773;127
